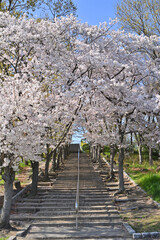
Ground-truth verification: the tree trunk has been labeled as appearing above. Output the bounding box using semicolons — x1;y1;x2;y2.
130;132;133;145
90;145;93;160
62;146;65;161
138;144;143;164
149;147;153;165
93;146;96;163
110;146;115;180
0;166;15;229
52;149;56;171
57;149;60;170
31;161;39;195
45;144;51;180
118;147;125;192
98;145;102;167
60;147;62;163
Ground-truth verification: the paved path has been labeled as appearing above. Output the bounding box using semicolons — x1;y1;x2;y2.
13;153;132;239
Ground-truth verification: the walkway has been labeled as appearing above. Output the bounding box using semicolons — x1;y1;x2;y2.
12;153;132;239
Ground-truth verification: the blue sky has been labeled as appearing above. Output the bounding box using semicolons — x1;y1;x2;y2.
34;0;118;27
74;0;118;26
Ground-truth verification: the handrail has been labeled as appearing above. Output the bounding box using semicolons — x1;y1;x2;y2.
75;145;80;229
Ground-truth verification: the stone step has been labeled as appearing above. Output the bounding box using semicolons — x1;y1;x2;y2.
36;214;121;220
36;190;109;194
35;211;119;216
35;191;110;196
32;220;123;227
19;238;132;240
12;205;117;214
17;196;112;202
15;200;113;208
11;215;122;223
12;153;131;240
24;226;129;239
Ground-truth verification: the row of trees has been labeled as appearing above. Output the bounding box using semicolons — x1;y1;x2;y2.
0;1;159;229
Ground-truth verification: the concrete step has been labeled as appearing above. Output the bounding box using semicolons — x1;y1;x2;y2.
12;153;131;240
19;238;132;240
15;199;113;206
35;210;119;216
11;214;121;222
23;226;130;239
32;221;123;227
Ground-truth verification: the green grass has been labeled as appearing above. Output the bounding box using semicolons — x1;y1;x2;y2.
138;173;160;202
121;152;160;203
124;156;160;203
0;237;9;240
103;146;160;203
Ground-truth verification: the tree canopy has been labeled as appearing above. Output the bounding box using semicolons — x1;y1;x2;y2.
0;0;77;18
116;0;160;36
0;11;159;228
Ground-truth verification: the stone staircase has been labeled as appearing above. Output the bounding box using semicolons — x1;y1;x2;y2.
12;153;133;239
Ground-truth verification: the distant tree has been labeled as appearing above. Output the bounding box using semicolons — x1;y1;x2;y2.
0;0;77;18
0;0;39;17
40;0;77;19
116;0;160;36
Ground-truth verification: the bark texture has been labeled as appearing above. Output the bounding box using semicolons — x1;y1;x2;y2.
138;144;143;164
45;144;51;180
118;147;125;192
110;146;116;180
31;161;39;195
52;149;57;171
0;166;15;229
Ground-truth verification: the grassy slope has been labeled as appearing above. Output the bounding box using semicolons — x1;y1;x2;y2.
103;149;160;232
123;153;160;203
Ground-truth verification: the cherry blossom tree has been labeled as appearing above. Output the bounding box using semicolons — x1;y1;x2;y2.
0;10;159;228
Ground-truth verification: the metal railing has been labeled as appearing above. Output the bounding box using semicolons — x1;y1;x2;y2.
75;146;80;229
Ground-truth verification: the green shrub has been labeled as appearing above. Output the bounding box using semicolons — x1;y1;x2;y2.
81;142;90;153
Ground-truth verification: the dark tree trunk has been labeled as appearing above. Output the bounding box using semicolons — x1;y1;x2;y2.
31;161;39;195
110;146;116;180
130;132;133;145
90;145;93;160
63;147;66;160
62;146;65;162
60;148;62;163
97;145;102;167
118;147;125;192
138;144;143;164
52;149;57;171
57;149;61;170
0;166;15;229
93;146;96;163
45;144;51;180
149;147;153;165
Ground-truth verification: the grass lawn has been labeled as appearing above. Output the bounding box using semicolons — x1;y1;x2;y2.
123;153;160;203
102;147;160;203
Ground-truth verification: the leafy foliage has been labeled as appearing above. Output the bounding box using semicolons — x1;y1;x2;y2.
0;0;77;19
116;0;160;36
